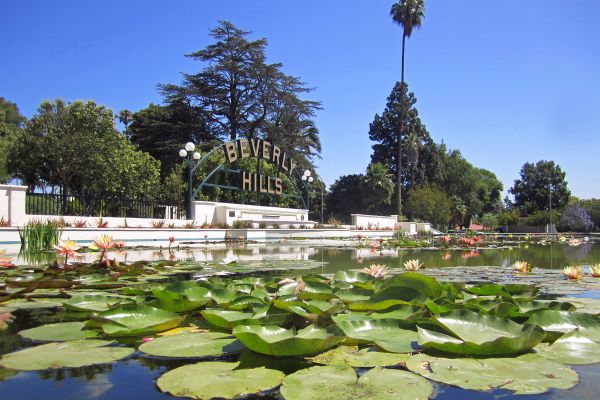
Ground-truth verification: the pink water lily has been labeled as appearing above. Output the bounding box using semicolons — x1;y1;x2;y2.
53;240;81;266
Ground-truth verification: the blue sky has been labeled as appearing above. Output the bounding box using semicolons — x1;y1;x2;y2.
2;1;599;198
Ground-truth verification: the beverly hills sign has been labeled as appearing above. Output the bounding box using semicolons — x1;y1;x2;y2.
222;138;300;196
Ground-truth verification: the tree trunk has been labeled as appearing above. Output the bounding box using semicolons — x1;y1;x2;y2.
396;33;406;217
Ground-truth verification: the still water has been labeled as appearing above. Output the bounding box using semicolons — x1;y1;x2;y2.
1;241;600;400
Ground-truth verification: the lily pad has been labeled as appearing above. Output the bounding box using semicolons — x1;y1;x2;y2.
86;304;183;336
406;352;578;394
233;324;344;357
151;282;212;312
380;272;442;299
139;332;244;358
310;345;409;367
535;331;600;364
336;318;419;353
64;294;135;312
0;340;133;370
527;310;600;341
18;321;99;342
280;365;433;400
418;310;545;355
157;361;284;399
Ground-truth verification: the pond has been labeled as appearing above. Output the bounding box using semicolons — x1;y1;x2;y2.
1;239;600;399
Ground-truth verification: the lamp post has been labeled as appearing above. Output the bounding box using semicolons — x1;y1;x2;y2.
301;169;314;212
179;142;201;219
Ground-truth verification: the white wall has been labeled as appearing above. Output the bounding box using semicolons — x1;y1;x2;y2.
0;184;27;226
351;214;397;230
193;201;311;228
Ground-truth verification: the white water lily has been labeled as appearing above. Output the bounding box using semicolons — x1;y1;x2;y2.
513;260;532;274
362;264;389;278
404;259;423;271
220;257;238;265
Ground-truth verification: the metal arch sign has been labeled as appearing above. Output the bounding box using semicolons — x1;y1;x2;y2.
191;138;309;208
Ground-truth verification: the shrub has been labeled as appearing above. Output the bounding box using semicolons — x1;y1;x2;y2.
480;213;499;230
96;217;109;228
233;220;252;229
152;220;166;229
184;221;199;229
558;205;593;232
327;217;342;228
72;219;88;228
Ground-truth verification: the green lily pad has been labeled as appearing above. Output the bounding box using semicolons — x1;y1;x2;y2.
202;306;291;330
233;324;344;357
0;367;17;381
418;310;545;355
157;361;284;399
527;310;600;341
201;310;254;330
555;297;600;315
406;352;578;394
535;331;600;364
86;304;183;336
0;340;133;370
380;272;442;299
64;294;135;312
139;331;244;358
280;365;433;400
151;282;212;312
336;318;419;353
19;321;99;342
310;345;409;367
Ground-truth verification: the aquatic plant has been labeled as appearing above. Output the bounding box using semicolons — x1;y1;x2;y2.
590;264;600;278
18;220;62;251
168;236;176;250
95;217;109;228
362;264;389;278
92;234;117;265
562;266;583;280
404;258;423;271
513;260;532;274
53;239;81;266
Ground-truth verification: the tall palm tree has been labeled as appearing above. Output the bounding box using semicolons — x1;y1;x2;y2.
390;0;424;217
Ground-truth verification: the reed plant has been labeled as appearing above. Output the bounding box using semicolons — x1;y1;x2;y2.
18;220;63;251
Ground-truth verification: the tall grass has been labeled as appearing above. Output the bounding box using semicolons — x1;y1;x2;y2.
18;220;63;251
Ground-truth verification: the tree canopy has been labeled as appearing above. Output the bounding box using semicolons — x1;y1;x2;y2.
159;21;321;169
7;99;160;199
0;97;25;183
509;160;570;215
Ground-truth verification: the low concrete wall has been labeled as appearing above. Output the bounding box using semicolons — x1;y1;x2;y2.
193;201;312;228
0;227;395;250
0;184;28;225
351;214;397;230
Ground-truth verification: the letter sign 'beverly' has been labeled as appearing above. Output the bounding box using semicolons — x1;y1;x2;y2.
222;139;298;196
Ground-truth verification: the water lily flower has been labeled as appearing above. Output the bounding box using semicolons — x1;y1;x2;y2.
441;236;451;243
362;264;389;278
278;277;295;285
513;260;532;274
0;257;15;268
563;266;583;280
141;337;154;343
113;241;126;248
369;241;379;249
590;264;600;278
404;259;423;271
53;240;81;266
94;234;116;250
472;236;481;243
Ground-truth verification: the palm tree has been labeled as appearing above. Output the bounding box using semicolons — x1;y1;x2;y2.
390;0;425;217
